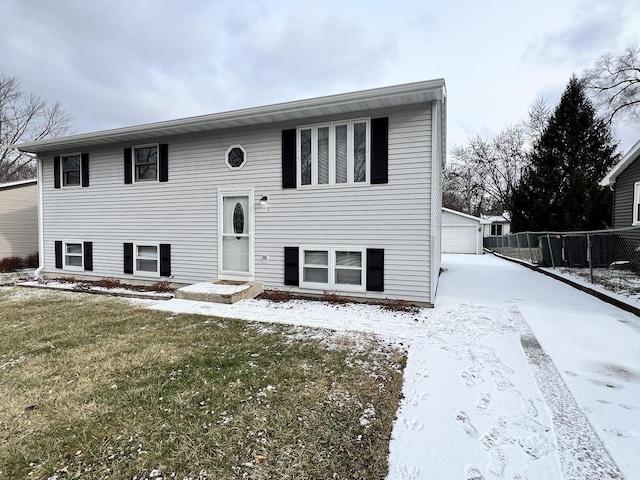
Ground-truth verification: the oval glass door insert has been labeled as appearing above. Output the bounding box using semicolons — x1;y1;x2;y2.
233;202;244;239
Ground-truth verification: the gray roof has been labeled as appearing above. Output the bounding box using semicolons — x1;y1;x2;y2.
10;79;446;154
600;137;640;187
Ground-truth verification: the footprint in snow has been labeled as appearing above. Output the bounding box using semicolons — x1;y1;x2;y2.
465;467;484;480
460;368;484;386
456;410;478;436
490;369;515;392
522;399;538;418
487;448;507;476
476;392;491;410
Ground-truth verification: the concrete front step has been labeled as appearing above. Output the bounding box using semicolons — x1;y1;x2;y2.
175;280;264;304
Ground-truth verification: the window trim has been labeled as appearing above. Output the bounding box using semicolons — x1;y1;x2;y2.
133;242;160;278
490;224;503;236
299;246;366;292
132;143;159;183
63;240;84;271
60;153;82;188
634;182;640;226
296;118;370;188
225;145;247;170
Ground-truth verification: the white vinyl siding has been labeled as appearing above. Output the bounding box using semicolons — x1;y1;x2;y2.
40;103;435;303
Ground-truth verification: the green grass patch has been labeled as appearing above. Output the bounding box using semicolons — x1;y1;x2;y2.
0;287;405;479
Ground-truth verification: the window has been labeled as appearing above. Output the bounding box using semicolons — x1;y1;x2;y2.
61;154;81;186
135;244;159;276
300;247;364;291
634;182;640;226
490;224;503;236
226;145;246;169
64;242;83;270
297;119;370;187
134;145;158;182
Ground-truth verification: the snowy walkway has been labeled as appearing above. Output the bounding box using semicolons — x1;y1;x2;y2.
146;254;640;480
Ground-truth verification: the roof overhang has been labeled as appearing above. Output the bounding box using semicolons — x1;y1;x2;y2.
10;79;446;155
0;178;37;191
600;137;640;187
442;207;490;224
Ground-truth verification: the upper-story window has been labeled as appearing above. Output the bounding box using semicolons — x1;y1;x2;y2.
61;154;81;186
297;119;370;187
134;145;158;182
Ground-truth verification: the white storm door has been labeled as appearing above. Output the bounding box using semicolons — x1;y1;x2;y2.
220;194;251;276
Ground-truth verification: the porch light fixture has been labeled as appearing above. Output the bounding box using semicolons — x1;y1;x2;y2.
260;195;269;206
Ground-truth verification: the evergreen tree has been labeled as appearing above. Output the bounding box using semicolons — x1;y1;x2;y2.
511;75;619;232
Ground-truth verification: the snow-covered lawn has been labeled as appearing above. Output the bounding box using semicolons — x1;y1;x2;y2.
146;253;640;480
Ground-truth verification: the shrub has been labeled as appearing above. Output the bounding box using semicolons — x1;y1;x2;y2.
261;289;295;302
148;280;175;293
322;290;350;304
0;256;24;273
24;252;39;268
380;298;421;314
94;278;122;289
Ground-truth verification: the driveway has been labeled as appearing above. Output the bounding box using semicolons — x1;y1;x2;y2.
148;253;640;479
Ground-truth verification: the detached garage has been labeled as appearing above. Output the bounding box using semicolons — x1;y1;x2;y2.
442;208;488;254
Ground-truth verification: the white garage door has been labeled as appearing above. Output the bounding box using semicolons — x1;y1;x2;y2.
442;225;479;254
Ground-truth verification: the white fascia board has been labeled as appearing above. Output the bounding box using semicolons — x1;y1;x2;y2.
600;137;640;187
443;207;490;224
10;79;446;154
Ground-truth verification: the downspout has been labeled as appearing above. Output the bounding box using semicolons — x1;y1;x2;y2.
35;155;44;279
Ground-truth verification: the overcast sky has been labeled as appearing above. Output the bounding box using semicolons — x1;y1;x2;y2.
2;0;639;152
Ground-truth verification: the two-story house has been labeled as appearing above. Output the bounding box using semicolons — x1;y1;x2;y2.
11;80;447;305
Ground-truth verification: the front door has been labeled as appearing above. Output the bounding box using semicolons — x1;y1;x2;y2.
220;193;252;277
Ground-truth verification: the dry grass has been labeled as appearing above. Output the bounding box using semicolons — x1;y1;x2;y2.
0;288;405;479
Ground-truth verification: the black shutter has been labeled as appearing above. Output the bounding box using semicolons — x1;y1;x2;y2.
284;247;299;286
54;156;61;189
81;153;90;187
124;148;132;184
83;241;93;271
366;248;384;292
160;244;171;277
55;241;63;268
371;117;389;184
282;129;297;188
159;144;169;182
124;243;133;274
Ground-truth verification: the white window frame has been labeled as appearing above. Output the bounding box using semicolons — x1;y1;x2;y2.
299;246;366;292
63;240;84;271
225;145;247;170
490;224;503;236
132;143;159;183
296;118;370;188
634;182;640;226
61;153;82;188
134;242;160;278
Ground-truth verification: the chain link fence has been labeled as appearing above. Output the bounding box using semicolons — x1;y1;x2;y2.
484;226;640;289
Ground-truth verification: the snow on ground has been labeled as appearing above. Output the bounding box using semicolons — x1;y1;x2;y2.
139;254;639;479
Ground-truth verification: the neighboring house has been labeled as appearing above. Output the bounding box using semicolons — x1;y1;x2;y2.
11;80;447;305
600;138;640;228
0;179;38;259
481;213;511;237
442;208;488;255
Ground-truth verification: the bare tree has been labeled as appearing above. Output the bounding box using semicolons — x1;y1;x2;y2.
443;100;551;216
583;44;640;125
0;72;71;183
